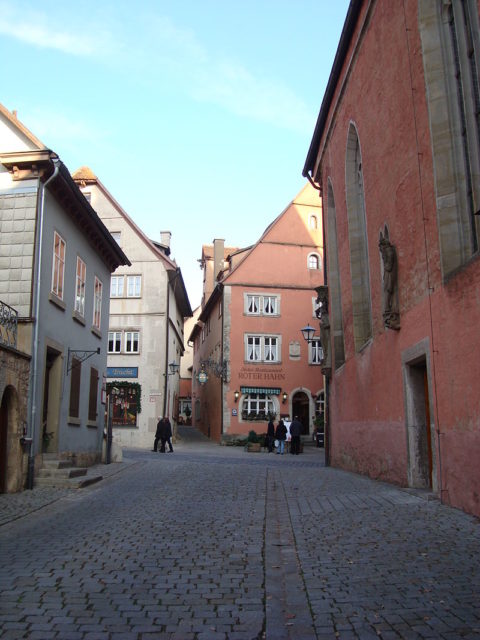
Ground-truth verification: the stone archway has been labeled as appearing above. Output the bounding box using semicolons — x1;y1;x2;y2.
0;390;8;493
0;385;21;493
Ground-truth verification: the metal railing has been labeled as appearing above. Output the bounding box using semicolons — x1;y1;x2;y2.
0;300;18;349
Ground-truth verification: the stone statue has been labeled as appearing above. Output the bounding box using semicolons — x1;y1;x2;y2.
379;226;400;330
315;286;331;374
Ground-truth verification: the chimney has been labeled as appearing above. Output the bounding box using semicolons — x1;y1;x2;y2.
160;231;171;248
213;238;225;281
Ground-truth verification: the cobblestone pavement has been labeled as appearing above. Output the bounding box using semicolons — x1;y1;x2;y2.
0;426;479;640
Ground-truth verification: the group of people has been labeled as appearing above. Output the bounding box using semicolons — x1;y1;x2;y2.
266;415;303;455
152;417;174;453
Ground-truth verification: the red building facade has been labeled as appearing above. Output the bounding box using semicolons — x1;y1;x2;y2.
304;0;480;516
190;185;324;442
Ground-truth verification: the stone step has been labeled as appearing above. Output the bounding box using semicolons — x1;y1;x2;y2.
42;459;74;470
37;467;87;479
34;474;103;489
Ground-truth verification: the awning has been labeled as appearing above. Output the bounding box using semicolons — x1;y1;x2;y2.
240;387;281;395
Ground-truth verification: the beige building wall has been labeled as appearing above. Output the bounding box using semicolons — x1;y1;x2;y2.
76;175;173;449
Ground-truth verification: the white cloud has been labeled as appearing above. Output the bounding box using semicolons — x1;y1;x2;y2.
1;1;314;134
0;2;116;56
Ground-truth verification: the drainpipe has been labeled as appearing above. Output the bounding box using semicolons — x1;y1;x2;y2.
307;172;330;467
163;277;171;420
26;158;60;490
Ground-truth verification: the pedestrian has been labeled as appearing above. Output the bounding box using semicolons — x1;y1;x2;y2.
162;417;174;452
267;417;275;453
152;417;164;452
275;418;287;455
290;416;302;455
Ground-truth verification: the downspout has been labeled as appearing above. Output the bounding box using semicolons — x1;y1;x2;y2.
163;276;171;419
220;289;225;437
307;171;331;467
27;158;60;490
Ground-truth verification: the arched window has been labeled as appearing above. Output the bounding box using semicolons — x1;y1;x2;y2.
309;215;318;229
419;1;480;276
345;123;372;351
327;180;345;367
308;253;321;270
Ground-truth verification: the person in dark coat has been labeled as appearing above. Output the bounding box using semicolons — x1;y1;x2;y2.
152;417;164;452
161;417;174;452
275;419;287;455
267;418;275;453
290;416;302;455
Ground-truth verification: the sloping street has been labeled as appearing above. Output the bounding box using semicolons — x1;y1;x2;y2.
0;427;479;640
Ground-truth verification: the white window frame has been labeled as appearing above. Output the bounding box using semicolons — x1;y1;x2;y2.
126;275;142;298
110;275;124;298
241;393;276;417
309;214;318;229
125;331;140;354
93;277;103;330
244;293;280;317
75;256;86;316
308;253;321;270
51;231;66;300
246;295;260;315
245;334;281;363
309;338;323;365
108;331;122;353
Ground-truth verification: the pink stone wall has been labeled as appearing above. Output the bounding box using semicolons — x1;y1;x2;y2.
313;0;480;516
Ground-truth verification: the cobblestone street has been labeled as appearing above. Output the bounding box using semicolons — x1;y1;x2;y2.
0;427;479;640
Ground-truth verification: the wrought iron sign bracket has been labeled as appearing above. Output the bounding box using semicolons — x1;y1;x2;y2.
67;347;100;374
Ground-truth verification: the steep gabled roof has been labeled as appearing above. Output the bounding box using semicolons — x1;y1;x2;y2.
0;103;46;150
219;182;319;285
72;167;192;318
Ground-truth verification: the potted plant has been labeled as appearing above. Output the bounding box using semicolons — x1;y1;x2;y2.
246;430;261;452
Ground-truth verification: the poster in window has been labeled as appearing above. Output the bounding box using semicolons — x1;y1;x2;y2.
112;386;138;426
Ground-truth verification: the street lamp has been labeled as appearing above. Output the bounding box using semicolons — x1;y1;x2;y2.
300;323;317;343
168;362;180;375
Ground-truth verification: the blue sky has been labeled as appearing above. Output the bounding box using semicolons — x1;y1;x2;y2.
0;0;349;309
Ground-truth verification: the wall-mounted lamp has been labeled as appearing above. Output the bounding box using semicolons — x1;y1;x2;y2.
168;362;180;375
282;391;288;404
300;324;317;343
234;390;239;403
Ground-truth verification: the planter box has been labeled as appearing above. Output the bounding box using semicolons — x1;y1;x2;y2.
246;442;261;452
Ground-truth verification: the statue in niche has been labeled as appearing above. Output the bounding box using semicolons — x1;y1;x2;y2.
315;285;331;376
379;225;400;330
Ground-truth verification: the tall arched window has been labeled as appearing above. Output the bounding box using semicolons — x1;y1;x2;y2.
327;180;345;367
345;124;372;351
309;215;318;229
419;1;480;276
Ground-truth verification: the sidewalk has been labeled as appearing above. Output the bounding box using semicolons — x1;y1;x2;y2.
0;456;138;527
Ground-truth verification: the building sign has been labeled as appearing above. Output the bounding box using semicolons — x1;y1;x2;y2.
240;386;282;395
232;408;238;416
238;367;285;382
197;370;208;385
107;367;138;378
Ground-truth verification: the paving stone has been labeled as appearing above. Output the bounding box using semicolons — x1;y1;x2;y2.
0;436;479;639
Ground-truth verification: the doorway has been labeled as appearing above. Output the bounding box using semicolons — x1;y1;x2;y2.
292;391;310;435
0;390;8;493
404;357;435;489
41;347;62;453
